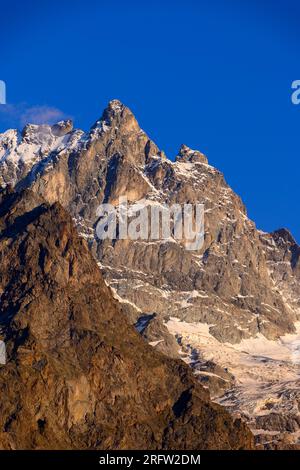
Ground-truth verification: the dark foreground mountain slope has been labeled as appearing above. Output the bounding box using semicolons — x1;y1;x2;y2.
0;188;253;450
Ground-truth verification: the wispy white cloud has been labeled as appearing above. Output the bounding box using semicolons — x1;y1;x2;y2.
19;105;66;127
0;102;70;130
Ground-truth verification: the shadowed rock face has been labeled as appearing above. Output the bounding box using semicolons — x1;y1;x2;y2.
0;188;253;450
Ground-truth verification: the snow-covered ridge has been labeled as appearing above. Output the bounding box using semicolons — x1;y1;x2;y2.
0;122;86;187
166;317;300;445
0;123;85;164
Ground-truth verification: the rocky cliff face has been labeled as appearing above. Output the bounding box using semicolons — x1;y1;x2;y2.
0;188;253;450
1;100;298;343
1;99;299;446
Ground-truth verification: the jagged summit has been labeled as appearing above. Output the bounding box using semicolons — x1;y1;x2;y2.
92;99;132;124
92;99;141;137
51;119;73;137
21;119;74;140
108;98;125;111
271;227;298;246
176;144;208;164
0;119;84;188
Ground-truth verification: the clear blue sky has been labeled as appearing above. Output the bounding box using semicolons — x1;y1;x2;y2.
0;0;299;240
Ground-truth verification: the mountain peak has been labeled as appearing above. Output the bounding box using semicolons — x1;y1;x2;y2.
103;98;135;122
176;144;208;164
21;119;74;142
108;98;125;112
271;228;298;246
51;119;73;137
91;99;142;140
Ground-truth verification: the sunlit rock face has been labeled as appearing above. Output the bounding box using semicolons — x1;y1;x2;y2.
1;100;300;447
1;100;299;344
